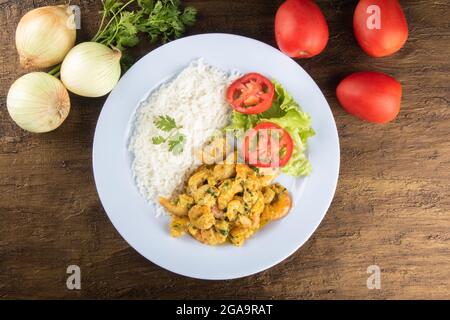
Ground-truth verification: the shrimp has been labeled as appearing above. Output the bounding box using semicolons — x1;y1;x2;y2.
226;198;245;221
270;183;287;195
179;194;194;208
243;176;260;191
217;179;243;210
188;204;215;229
242;178;261;207
261;189;292;222
213;163;236;181
211;204;225;219
213;151;237;181
258;167;280;187
236;164;257;179
262;186;276;204
249;191;264;229
159;195;193;216
192;185;219;206
187;167;211;193
170;216;190;237
189;225;227;245
214;219;230;237
229;226;254;247
235;215;252;228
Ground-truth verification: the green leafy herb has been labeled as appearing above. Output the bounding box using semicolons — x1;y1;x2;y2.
151;135;166;144
154;115;179;132
139;0;197;43
151;115;185;154
168;133;185;155
93;0;197;67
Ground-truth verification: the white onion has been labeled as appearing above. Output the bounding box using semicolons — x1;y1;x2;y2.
61;42;122;98
16;5;76;69
7;72;71;133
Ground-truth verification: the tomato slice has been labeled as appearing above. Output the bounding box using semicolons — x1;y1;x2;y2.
243;122;293;168
226;73;275;114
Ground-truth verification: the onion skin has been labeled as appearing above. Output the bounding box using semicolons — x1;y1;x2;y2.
16;5;76;69
61;42;122;98
7;72;71;133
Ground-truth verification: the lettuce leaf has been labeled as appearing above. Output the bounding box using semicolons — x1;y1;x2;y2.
225;81;315;176
266;110;314;176
226;112;259;136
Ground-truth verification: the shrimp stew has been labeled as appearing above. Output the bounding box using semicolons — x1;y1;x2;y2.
159;154;292;246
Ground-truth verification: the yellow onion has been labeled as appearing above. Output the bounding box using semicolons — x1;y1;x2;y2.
7;72;71;133
16;5;76;69
61;42;122;98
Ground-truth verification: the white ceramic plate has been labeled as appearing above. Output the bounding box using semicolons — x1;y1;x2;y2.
93;34;340;280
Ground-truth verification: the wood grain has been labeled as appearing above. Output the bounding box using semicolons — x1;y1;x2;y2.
0;0;449;299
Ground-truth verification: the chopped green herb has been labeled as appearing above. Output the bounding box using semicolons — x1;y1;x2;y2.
219;229;229;236
154;115;179;132
206;187;218;196
168;133;185;155
152;115;185;154
151;135;166;144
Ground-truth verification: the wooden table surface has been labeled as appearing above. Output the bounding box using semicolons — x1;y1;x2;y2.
1;0;449;300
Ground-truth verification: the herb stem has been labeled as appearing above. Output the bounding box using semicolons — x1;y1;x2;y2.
105;14;121;47
157;129;178;143
91;1;109;41
93;0;135;43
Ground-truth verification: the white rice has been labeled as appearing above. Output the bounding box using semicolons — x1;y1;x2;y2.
128;60;238;214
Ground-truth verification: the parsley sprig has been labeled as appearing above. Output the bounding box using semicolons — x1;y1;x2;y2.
152;115;186;155
92;0;197;70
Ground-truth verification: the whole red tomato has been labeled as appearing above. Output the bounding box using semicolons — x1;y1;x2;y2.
336;72;402;123
275;0;329;58
353;0;408;57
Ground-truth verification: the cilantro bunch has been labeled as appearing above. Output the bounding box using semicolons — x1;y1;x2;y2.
92;0;197;69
